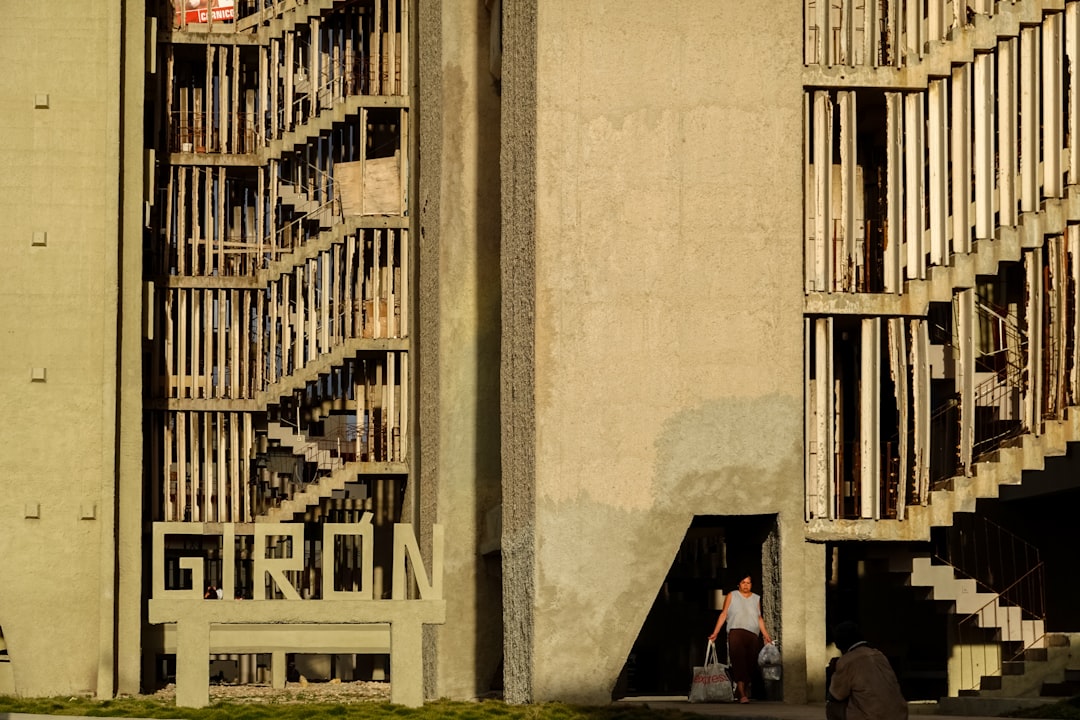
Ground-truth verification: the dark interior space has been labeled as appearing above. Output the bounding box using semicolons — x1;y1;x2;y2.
983;443;1080;632
614;515;778;700
826;541;949;701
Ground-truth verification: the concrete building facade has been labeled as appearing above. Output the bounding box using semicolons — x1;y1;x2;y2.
2;0;1080;708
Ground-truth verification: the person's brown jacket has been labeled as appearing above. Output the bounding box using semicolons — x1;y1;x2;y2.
827;643;908;720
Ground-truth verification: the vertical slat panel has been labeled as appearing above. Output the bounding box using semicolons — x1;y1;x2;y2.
374;229;383;336
243;413;253;523
888;318;909;502
1044;13;1064;198
177;412;187;523
860;318;880;519
886;92;903;292
929;0;946;45
906;0;923;59
999;37;1018;226
400;351;408;458
952;63;972;254
164;415;174;521
1067;5;1080;183
839;91;857;291
841;0;853;65
814;91;833;292
1021;27;1040;212
400;229;409;336
1026;248;1044;435
218;412;227;523
346;233;356;337
1069;226;1080;402
911;319;930;507
905;92;926;279
285;32;294;131
293;266;303;372
324;248;333;350
957;289;975;474
165;292;175;397
814;318;835;519
193;290;203;396
178;289;189;398
974;52;995;240
285;272;294;376
308;257;318;360
401;0;409;92
231;288;240;398
928;79;949;266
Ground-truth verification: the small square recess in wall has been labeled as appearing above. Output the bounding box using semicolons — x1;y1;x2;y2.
25;503;40;519
30;367;46;382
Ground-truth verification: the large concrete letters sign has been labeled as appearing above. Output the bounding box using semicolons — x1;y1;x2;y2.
148;519;444;708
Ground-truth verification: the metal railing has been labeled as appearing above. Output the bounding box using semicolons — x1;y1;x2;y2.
954;562;1046;692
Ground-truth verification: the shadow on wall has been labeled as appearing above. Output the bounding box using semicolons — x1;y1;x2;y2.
613;514;779;700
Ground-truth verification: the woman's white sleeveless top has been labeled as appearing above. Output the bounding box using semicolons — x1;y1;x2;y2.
727;591;760;634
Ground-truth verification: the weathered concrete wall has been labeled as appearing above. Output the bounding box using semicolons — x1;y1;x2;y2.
418;0;505;700
0;0;142;698
501;0;815;704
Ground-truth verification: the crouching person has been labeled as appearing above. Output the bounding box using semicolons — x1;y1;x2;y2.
826;621;908;720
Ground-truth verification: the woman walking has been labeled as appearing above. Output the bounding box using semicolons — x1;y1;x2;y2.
708;574;772;703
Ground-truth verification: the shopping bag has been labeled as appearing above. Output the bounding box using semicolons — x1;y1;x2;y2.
688;640;734;703
758;640;782;681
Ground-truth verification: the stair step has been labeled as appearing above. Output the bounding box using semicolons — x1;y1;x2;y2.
1024;647;1048;662
1064;668;1080;682
1040;681;1080;697
1002;661;1026;675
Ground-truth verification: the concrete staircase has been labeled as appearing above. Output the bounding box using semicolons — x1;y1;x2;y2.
805;0;1063;90
258;458;405;522
266;420;344;472
235;0;339;37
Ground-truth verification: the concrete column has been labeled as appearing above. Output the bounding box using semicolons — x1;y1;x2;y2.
271;651;286;689
175;621;210;708
390;621;423;707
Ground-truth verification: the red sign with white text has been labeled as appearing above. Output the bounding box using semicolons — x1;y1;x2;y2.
175;0;236;24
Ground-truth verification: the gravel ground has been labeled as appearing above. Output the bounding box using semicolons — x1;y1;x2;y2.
149;680;391;705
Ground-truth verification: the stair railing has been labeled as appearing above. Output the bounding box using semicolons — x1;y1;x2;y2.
954;561;1047;693
933;513;1042;601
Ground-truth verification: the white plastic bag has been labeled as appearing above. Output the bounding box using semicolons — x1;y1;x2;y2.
689;640;734;703
758;641;782;681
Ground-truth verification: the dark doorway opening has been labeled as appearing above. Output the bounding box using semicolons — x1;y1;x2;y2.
826;541;947;700
614;514;779;700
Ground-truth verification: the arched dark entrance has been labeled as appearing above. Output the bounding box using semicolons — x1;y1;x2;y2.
614;514;779;699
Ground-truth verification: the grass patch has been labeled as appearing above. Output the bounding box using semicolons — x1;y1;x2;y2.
0;697;702;720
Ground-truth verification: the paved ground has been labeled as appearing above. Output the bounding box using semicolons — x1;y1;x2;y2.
616;695;1061;719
